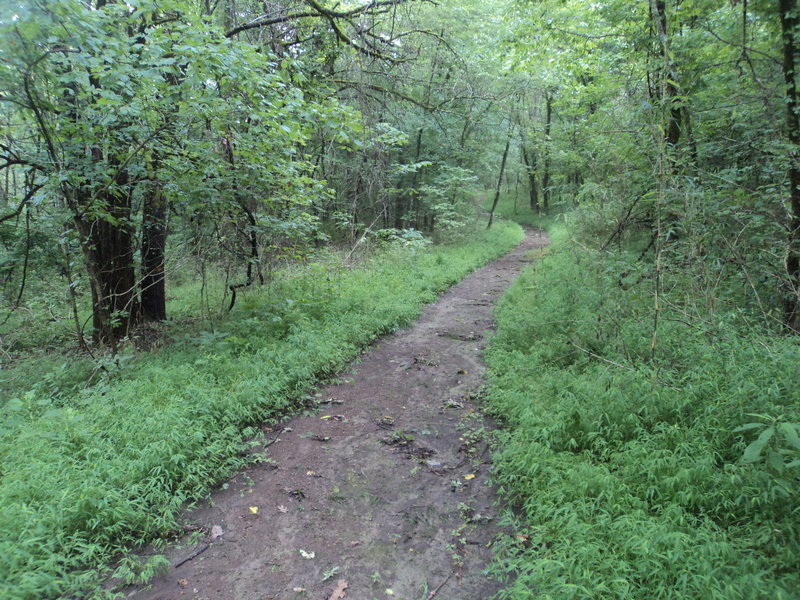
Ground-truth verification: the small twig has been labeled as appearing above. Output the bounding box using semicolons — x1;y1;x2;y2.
426;572;453;600
264;427;286;448
172;543;209;568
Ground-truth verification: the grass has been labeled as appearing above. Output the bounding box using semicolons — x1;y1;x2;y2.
485;218;800;599
0;219;523;600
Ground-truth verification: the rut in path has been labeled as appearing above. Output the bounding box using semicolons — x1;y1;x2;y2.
128;228;548;600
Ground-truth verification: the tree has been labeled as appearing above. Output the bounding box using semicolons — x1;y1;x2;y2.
779;0;800;331
0;0;349;345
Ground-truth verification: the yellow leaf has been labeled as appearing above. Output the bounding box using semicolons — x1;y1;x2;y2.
249;506;259;514
464;474;476;480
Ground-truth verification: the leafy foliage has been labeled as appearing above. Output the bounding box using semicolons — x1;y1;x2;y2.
486;222;800;599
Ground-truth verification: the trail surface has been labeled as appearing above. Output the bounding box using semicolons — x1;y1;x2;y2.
128;228;548;600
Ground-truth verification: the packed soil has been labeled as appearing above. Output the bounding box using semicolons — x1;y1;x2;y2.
126;228;549;600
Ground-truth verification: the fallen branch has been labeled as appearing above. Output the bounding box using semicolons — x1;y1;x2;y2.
264;427;287;448
426;572;453;600
172;543;209;568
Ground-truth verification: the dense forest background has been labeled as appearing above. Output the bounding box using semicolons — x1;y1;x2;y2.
1;0;799;598
2;0;799;344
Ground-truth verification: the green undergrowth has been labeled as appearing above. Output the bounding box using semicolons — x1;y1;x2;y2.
487;224;800;599
0;220;522;600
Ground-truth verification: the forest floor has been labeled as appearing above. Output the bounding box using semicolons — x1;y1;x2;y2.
123;227;549;600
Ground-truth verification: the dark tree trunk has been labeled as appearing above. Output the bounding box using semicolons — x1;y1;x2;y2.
140;66;180;322
74;191;139;348
521;141;539;213
141;183;168;321
394;195;406;229
651;0;699;174
487;132;512;229
652;0;682;155
396;128;424;229
780;0;800;331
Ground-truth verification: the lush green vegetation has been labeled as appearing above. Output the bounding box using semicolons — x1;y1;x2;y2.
3;0;800;597
0;221;521;599
478;1;800;596
486;205;800;599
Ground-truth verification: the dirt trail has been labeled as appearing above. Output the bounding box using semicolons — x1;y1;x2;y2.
128;228;548;600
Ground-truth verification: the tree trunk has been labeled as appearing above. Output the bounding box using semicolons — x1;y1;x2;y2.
141;183;168;321
487;132;512;229
780;0;800;331
74;190;139;348
521;141;539;212
651;0;699;174
140;67;181;322
651;0;681;154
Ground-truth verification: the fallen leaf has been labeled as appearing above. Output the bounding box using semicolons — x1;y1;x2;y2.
299;549;315;559
178;579;189;587
327;579;348;600
464;474;476;481
278;505;289;513
210;525;223;540
249;506;259;514
385;589;394;596
306;470;316;476
292;587;306;593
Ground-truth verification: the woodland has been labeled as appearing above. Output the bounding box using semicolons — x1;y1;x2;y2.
0;0;799;598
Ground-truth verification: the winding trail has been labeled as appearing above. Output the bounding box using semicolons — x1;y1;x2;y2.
129;228;548;600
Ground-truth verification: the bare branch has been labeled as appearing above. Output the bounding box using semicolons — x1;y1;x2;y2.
0;184;43;225
333;79;432;109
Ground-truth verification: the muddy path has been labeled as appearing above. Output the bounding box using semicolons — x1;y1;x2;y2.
127;228;548;600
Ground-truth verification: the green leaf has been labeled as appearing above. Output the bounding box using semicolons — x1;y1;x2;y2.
4;398;24;412
741;426;774;464
733;422;764;433
766;449;785;472
778;422;800;451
